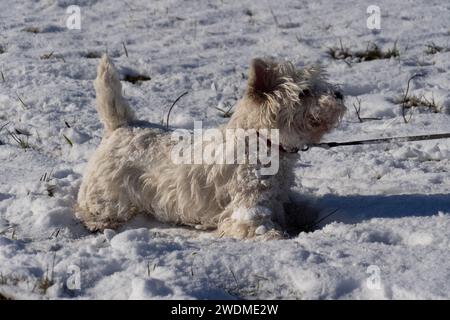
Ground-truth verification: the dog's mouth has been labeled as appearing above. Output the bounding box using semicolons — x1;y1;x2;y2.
279;145;299;153
258;131;300;154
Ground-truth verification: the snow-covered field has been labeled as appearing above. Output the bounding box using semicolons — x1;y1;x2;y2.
1;0;450;299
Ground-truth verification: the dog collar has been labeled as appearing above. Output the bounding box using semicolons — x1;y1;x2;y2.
256;131;299;154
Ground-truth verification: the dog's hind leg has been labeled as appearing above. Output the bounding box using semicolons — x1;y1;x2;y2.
76;156;142;231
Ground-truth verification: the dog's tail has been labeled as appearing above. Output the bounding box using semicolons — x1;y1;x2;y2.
94;55;135;133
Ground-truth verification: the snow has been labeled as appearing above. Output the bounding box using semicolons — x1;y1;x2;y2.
1;0;450;299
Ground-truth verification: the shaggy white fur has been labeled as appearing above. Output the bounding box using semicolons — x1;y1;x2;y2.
76;55;345;239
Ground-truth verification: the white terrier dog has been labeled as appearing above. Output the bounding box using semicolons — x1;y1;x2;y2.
76;55;345;239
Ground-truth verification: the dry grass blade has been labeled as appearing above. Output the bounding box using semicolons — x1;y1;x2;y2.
398;93;441;114
296;208;340;232
14;128;31;136
46;185;56;197
0;121;9;132
401;73;424;123
122;42;129;57
269;7;279;28
425;42;446;55
23;26;40;33
16;93;28;109
9;131;30;149
351;98;381;123
215;103;234;118
49;228;60;239
36;253;56;294
166;91;189;129
63;134;73;147
353;97;363;123
40;51;54;60
227;265;239;290
0;121;8;145
312;208;340;228
40;169;56;196
40;169;53;182
301;208;340;232
328;41;399;62
123;73;151;84
0;226;15;235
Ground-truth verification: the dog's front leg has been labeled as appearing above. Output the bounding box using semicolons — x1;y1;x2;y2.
217;169;286;240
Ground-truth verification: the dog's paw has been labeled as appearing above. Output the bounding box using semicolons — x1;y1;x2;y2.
217;217;284;240
254;225;286;241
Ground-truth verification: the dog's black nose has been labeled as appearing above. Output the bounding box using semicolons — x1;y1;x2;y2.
334;91;343;100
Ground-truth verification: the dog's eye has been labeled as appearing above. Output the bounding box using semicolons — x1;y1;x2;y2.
299;89;311;98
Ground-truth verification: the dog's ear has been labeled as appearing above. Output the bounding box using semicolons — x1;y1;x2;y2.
246;58;276;100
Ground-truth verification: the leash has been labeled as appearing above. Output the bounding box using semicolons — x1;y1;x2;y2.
305;132;450;150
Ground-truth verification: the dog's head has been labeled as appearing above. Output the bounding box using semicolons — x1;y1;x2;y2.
230;58;346;152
